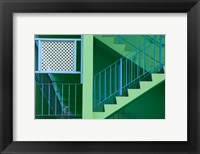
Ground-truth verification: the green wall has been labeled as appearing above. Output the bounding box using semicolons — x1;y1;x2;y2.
82;35;93;119
93;37;122;75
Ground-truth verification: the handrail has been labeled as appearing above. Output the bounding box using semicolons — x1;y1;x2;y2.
36;83;82;85
117;35;164;63
93;64;163;110
117;35;149;51
93;51;136;77
35;38;82;41
93;35;165;112
145;35;163;45
94;35;164;78
94;46;162;78
105;35;153;55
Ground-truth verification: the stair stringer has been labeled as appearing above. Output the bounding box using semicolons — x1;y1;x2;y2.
93;73;165;119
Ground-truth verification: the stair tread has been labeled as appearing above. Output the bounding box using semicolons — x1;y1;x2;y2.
95;35;114;45
95;35;126;56
152;73;165;82
93;73;165;119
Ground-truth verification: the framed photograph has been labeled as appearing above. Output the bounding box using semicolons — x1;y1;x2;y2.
0;0;199;153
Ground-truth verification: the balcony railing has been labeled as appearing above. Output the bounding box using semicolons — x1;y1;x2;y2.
35;77;82;119
35;38;83;82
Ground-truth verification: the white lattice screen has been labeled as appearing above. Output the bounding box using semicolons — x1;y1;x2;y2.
41;41;76;72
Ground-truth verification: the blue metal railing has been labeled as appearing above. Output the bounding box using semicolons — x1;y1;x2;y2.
116;35;163;48
117;35;153;52
93;35;164;112
93;53;163;112
104;35;165;65
35;81;82;119
35;37;83;83
117;35;164;62
35;37;83;118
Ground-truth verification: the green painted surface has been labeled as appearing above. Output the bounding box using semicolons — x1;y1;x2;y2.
35;85;57;119
108;80;165;119
93;37;122;75
93;35;164;113
82;35;93;119
35;34;165;119
93;73;165;119
94;35;165;71
35;35;83;119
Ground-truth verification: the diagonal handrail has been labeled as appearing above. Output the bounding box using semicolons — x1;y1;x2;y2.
117;35;164;63
94;35;164;78
93;63;163;110
94;46;162;78
145;35;163;45
93;35;164;112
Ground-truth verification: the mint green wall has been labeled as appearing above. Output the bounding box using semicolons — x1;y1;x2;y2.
82;35;93;119
93;37;122;75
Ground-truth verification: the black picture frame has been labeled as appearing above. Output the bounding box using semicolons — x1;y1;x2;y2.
0;0;200;153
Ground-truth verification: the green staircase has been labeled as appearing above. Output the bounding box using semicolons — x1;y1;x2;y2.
94;35;136;58
93;73;165;119
93;35;165;119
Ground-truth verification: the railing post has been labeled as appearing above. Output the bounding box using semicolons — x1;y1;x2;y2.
48;84;50;116
74;40;77;72
55;90;57;116
154;36;156;67
68;85;70;115
118;36;122;44
93;77;96;108
75;85;77;115
104;70;106;100
38;40;41;71
99;74;101;104
62;84;64;115
148;55;150;71
159;36;162;69
119;58;122;95
80;36;83;83
42;84;44;116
